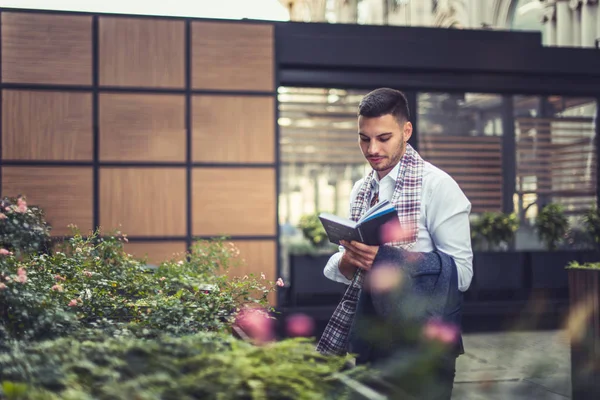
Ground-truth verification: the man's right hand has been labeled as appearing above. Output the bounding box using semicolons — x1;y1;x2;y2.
339;252;359;280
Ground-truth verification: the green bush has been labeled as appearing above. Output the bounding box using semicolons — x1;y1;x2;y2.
0;332;350;400
0;228;278;343
297;214;328;248
0;196;52;257
535;203;569;251
583;205;600;250
470;212;519;251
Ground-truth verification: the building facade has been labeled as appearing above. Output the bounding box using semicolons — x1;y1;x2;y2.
284;0;600;47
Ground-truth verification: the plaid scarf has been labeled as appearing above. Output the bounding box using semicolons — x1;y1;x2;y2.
316;143;424;356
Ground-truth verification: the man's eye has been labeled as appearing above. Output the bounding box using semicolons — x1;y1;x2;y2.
360;137;369;142
380;138;390;142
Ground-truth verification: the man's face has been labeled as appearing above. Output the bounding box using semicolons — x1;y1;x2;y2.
358;114;412;178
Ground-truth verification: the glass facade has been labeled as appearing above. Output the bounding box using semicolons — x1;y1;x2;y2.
278;87;597;251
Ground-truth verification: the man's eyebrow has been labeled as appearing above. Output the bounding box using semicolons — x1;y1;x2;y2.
358;132;393;137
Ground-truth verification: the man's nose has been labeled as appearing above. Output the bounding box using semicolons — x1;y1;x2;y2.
368;141;379;154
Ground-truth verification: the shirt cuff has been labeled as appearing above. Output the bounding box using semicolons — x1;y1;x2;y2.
323;250;352;285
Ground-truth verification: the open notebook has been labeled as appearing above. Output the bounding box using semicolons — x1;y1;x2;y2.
318;200;400;246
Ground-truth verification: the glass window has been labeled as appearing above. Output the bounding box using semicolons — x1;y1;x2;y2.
514;95;597;222
278;87;370;239
417;92;504;214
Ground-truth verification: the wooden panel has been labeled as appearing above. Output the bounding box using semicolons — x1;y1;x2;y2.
1;12;92;84
99;93;186;162
192;21;273;91
2;167;92;236
192;168;275;236
100;168;186;236
229;240;277;304
2;90;92;161
125;241;187;265
99;17;185;88
193;96;274;163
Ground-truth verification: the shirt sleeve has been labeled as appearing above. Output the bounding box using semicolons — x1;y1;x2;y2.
322;179;363;285
426;172;474;292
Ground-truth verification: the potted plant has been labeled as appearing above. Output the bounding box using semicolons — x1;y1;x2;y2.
535;203;569;251
469;212;524;301
565;261;600;399
286;213;346;308
527;203;574;294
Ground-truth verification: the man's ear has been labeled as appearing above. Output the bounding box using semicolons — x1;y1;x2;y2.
404;121;413;142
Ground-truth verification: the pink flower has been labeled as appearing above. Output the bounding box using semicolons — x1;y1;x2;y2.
0;283;6;290
51;284;63;292
54;275;66;281
368;265;403;293
16;198;27;213
17;268;26;276
423;318;459;345
235;308;274;344
286;313;315;337
0;213;6;219
260;272;266;280
83;270;93;277
16;275;27;283
68;299;78;307
0;248;12;256
380;219;411;244
159;276;166;281
276;278;284;287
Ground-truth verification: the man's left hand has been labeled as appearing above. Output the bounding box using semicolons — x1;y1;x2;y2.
340;240;379;272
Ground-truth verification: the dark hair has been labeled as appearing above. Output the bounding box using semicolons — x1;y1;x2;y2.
358;88;410;123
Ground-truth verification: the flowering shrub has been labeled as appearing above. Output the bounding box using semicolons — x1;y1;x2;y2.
0;196;52;257
0;332;350;400
0;227;281;343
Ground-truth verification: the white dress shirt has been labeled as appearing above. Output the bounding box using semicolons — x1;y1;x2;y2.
323;160;474;292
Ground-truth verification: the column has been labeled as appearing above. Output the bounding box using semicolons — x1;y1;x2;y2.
581;1;598;47
571;0;582;46
543;1;558;46
557;0;573;46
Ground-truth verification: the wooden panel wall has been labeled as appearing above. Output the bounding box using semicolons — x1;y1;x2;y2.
0;10;278;302
420;135;503;213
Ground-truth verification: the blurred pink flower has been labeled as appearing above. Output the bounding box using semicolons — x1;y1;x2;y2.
368;265;403;293
54;275;66;281
16;198;27;213
286;313;315;337
423;318;459;345
83;270;93;277
0;283;6;290
235;307;274;344
68;299;78;307
159;276;166;281
51;284;63;292
16;268;27;283
0;248;12;256
380;219;410;243
0;213;6;219
276;278;284;287
261;272;266;280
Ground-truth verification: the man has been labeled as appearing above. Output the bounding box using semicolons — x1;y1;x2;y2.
323;88;473;399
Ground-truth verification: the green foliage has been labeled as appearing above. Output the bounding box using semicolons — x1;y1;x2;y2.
0;333;350;400
470;212;519;251
0;228;278;343
535;203;569;251
582;205;600;250
566;261;600;270
297;214;328;248
0;196;52;257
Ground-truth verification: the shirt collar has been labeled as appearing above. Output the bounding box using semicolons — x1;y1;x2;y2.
371;160;401;187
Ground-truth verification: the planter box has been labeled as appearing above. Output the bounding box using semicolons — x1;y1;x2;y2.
471;252;526;301
287;254;347;307
568;268;600;400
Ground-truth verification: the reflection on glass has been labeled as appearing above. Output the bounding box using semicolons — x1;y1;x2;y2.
417;93;504;214
514;95;597;222
278;87;370;237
